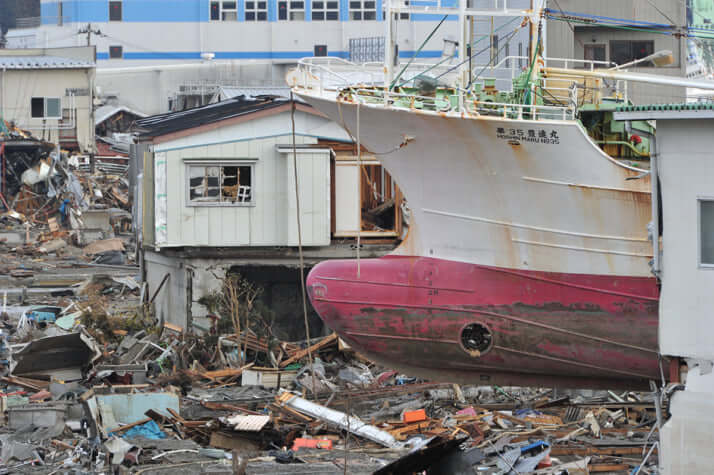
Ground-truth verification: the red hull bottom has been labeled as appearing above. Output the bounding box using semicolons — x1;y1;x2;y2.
306;256;661;389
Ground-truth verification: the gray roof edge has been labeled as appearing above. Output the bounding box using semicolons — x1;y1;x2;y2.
614;109;714;120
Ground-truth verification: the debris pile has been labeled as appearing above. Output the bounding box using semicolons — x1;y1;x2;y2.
0;302;665;474
1;123;134;292
0;125;664;473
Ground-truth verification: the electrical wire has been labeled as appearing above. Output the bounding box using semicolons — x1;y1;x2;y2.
395;15;523;88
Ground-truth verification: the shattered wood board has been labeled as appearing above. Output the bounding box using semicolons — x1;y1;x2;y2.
83;238;125;255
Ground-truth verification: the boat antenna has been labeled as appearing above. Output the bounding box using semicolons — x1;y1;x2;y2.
389;14;449;91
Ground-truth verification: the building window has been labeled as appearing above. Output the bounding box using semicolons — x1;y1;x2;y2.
700;199;714;266
350;0;376;20
210;1;238;20
383;1;409;20
109;45;123;59
278;1;305;20
31;97;61;119
57;2;63;26
187;162;255;206
245;1;267;21
610;40;654;67
109;1;122;21
584;44;606;67
505;43;510;68
312;1;339;21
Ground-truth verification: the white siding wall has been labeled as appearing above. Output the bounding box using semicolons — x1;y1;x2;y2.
286;150;331;246
658;118;714;360
153;109;347;247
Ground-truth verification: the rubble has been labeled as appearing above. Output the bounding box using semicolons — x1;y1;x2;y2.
0;123;665;474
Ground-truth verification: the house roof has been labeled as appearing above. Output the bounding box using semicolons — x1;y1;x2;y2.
215;86;293;101
0;55;95;69
95;104;148;126
134;95;313;141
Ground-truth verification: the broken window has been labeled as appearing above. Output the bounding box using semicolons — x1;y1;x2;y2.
245;1;268;21
187;163;254;206
700;199;714;266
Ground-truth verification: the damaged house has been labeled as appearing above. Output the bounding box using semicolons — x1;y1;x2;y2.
133;95;405;337
0;46;95;200
0;46;95;154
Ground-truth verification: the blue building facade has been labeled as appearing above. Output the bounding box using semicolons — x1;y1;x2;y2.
31;0;530;64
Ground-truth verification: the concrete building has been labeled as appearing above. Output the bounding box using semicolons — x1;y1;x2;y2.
546;0;688;104
5;1;532;114
0;46;95;153
614;102;714;475
134;95;401;337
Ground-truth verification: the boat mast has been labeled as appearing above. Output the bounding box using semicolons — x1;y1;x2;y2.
384;0;394;105
458;0;468;110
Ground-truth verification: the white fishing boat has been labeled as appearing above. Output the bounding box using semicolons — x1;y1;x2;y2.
288;0;714;388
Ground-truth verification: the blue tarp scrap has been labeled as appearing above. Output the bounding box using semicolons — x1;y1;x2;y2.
112;420;166;440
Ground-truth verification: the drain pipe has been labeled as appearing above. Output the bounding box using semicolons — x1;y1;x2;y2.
626;121;660;278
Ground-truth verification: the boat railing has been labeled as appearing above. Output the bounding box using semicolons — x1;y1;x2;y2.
350;88;575;121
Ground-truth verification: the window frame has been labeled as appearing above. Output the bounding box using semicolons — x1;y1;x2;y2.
584;43;607;67
349;0;376;20
609;40;655;67
109;0;122;22
245;0;268;21
30;97;62;119
185;160;257;208
278;0;305;20
210;1;238;21
698;197;714;268
311;0;339;21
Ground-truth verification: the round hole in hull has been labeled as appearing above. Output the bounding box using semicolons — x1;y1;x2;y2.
461;322;493;357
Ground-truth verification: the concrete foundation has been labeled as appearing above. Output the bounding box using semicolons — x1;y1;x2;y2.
660;364;714;474
144;244;393;338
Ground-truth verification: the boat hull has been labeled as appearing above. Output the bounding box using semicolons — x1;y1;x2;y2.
295;91;661;388
307;256;660;389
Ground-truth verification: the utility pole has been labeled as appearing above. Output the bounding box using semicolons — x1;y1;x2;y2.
77;23;102;173
77;23;102;46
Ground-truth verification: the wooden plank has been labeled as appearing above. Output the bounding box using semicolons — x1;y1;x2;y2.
279;333;338;368
110;417;152;434
551;447;655;456
202;363;254;379
588;464;630;472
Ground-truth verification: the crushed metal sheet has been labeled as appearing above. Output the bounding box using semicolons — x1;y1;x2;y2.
277;389;403;448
